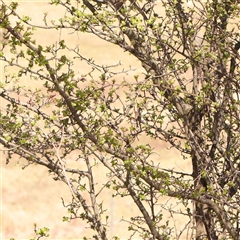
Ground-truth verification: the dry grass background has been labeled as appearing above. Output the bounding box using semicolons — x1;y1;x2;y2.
1;1;192;239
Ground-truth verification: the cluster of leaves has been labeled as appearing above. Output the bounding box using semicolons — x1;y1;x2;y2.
10;224;50;240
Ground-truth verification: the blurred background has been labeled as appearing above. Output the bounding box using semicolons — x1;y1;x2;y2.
1;1;192;239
